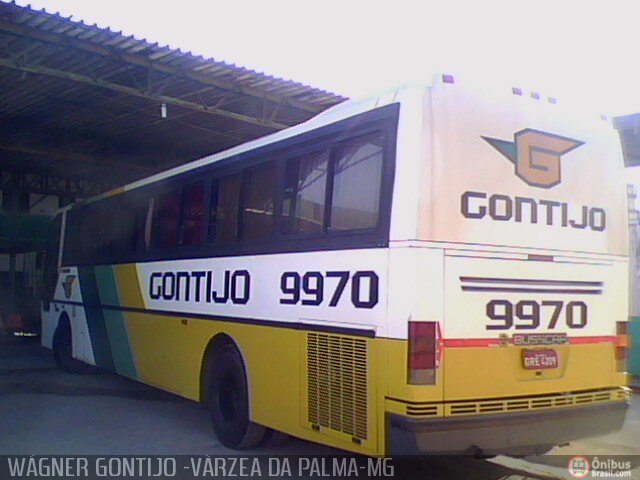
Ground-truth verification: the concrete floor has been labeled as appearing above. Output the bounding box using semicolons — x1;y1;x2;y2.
1;335;638;479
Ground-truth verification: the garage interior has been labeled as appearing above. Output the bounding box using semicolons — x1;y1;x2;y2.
0;0;344;332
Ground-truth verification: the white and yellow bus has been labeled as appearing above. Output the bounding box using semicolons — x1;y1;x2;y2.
41;75;629;456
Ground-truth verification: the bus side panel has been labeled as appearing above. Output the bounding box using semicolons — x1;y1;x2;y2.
116;263;308;444
113;260;384;455
119;310;382;455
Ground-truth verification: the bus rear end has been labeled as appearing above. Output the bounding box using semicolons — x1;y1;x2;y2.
385;77;629;455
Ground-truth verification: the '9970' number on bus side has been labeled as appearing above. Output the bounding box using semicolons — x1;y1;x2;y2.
486;300;587;330
279;271;379;309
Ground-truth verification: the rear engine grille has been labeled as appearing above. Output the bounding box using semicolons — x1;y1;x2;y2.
307;333;368;440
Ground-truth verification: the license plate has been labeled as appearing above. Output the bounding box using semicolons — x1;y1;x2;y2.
521;349;558;370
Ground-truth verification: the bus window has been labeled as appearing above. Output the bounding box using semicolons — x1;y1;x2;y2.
180;182;204;246
155;189;182;248
329;133;384;231
240;162;276;241
77;208;104;263
106;198;141;256
207;174;241;244
283;152;327;234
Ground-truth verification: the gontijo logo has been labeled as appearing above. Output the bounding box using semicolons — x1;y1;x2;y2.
482;129;584;188
460;129;605;230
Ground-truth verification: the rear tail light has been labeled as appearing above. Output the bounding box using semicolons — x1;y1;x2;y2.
408;321;441;385
616;321;629;373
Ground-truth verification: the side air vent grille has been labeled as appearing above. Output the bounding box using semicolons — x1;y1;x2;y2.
307;333;368;440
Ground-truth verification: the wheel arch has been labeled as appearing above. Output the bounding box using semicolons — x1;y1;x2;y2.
199;333;248;406
57;311;71;331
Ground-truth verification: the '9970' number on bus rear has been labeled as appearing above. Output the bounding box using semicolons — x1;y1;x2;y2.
486;300;587;330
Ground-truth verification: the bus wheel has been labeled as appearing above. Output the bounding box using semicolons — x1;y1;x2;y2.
208;342;265;449
52;316;87;373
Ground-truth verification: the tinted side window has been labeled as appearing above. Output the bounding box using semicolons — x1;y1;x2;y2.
62;208;89;265
101;197;141;256
283;152;327;234
77;207;104;263
207;174;241;244
240;163;276;241
329;133;384;231
180;182;204;246
155;189;182;248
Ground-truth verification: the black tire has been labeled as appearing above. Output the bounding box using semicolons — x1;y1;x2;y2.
208;342;265;449
52;317;88;373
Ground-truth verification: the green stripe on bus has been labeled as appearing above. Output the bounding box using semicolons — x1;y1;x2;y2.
94;266;138;379
78;266;115;371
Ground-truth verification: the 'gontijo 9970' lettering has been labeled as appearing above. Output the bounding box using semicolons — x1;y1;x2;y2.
280;270;379;309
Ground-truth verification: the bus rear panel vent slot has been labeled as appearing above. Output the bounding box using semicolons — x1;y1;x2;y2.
307;333;368;440
554;397;573;407
575;395;593;404
406;405;438;417
479;402;504;413
531;399;553;409
450;404;478;415
506;401;529;411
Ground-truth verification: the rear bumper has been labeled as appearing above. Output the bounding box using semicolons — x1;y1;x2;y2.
386;400;628;456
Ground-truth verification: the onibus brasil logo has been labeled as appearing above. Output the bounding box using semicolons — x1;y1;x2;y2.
567;456;633;478
482;129;584;188
568;456;590;478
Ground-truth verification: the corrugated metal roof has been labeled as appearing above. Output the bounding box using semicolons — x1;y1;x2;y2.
0;1;346;192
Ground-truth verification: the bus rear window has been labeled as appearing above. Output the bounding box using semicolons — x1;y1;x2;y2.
180;182;204;246
208;174;241;244
329;133;384;231
240;163;276;241
283;152;327;234
155;189;181;248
